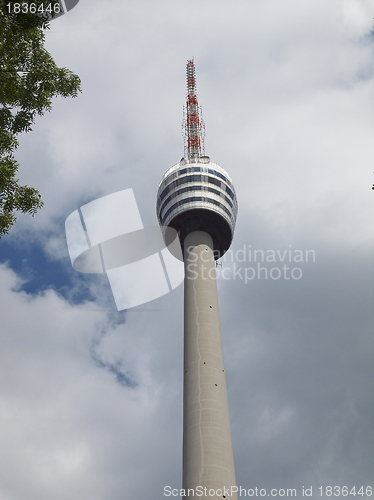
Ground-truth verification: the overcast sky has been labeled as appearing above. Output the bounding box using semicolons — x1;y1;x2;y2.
1;0;374;499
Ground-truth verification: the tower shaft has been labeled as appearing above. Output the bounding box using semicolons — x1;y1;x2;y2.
183;230;237;499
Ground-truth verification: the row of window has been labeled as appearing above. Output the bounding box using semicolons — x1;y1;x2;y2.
161;165;234;191
161;195;234;226
179;166;229;182
158;184;234;216
158;173;236;206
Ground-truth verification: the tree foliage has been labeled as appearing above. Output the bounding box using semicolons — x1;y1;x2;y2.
0;0;81;236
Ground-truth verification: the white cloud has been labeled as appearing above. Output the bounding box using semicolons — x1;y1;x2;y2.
1;0;374;497
0;264;184;499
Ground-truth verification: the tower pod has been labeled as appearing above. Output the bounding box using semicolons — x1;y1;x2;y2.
157;158;237;259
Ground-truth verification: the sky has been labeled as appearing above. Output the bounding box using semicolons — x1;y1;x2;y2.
1;0;374;499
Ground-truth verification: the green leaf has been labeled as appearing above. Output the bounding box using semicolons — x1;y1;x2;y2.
0;0;81;236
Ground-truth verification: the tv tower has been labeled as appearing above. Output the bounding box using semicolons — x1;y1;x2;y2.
157;60;238;498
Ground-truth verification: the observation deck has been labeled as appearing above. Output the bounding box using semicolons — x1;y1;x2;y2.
156;156;238;258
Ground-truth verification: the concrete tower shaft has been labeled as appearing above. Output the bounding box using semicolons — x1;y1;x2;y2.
183;231;237;498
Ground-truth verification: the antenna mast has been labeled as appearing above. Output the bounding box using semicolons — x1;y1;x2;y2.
183;59;205;161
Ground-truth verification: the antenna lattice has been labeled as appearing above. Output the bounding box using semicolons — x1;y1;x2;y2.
183;59;205;161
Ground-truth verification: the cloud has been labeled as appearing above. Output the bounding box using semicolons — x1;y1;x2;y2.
1;0;374;498
0;264;184;499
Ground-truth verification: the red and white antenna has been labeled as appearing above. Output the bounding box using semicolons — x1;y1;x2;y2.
183;59;205;161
